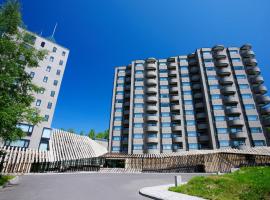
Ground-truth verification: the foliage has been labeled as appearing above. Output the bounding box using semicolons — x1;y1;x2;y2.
0;0;46;141
95;129;109;140
0;175;14;186
169;167;270;200
88;129;95;139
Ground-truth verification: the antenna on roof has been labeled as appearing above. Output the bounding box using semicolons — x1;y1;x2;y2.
40;30;43;36
51;23;58;38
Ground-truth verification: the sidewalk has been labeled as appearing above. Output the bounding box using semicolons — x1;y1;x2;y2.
139;184;205;200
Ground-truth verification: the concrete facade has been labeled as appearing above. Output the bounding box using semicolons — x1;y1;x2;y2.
5;30;69;150
109;44;270;154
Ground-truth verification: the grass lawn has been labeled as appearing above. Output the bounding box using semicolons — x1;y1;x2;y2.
0;175;14;186
169;167;270;200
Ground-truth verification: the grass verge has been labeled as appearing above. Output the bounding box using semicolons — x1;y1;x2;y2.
169;167;270;200
0;175;14;186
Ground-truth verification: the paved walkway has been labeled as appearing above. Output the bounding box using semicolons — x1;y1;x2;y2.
0;172;209;200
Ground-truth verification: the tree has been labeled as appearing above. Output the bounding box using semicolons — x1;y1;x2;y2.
95;129;109;140
0;0;46;141
67;128;75;133
79;131;84;136
88;129;95;139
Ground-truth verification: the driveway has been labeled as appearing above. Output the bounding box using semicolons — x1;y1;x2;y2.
0;172;209;200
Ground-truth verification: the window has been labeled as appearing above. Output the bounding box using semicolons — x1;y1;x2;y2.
189;143;199;150
46;66;51;72
186;120;195;125
242;94;252;99
115;108;122;112
229;50;238;54
112;136;121;141
62;51;66;56
179;58;188;62
232;58;241;62
217;128;228;134
30;72;35;78
17;123;33;136
159;69;167;73
36;99;41;106
159;62;166;66
239;84;249;89
39;88;45;94
53;80;58;86
203;51;211;56
161;112;170;117
133;144;143;150
209;85;220;90
160;94;169;98
112;146;120;151
117;83;124;87
41;41;45;47
135;70;143;74
247;115;259;121
219;140;230;147
135;94;143;99
133;134;143;139
49;56;54;62
5;139;30;148
134;113;143;118
114;117;122;121
206;67;214;71
50;91;55;97
250;127;262;133
162;144;172;150
147;144;157;149
148;133;157;138
208;75;217;80
134;103;144;108
135;78;143;82
116;99;123;103
182;82;191;86
113;126;121;131
47;102;52;109
162;134;172;138
56;69;61;75
185;110;194;115
160;77;168;81
181;74;189;78
135;63;143;67
204;59;213;63
116;91;124;95
213;105;223;110
183;91;192;95
254;140;266;146
234;66;244;70
42;128;51;139
161;122;171;127
160;85;169;89
135;86;143;90
244;104;255;110
181;66;188;70
215;116;225;121
52;47;57;52
188;132;197;137
43;76;48;83
184;100;192;105
236;75;246;79
118;77;124;81
59;60;64;66
231;128;243;133
211;94;221;99
134;123;143;128
44;115;49;122
160;103;170;107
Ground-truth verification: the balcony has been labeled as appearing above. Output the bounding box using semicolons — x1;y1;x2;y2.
195;102;204;109
124;102;130;107
146;126;158;132
217;68;231;76
194;93;203;99
225;108;241;115
219;76;233;85
170;87;178;93
188;59;198;66
146;87;158;94
243;58;257;67
169;70;177;77
146;115;158;122
146;137;158;143
240;44;252;51
253;85;267;95
172;136;182;143
199;135;209;142
230;132;246;139
196;112;206;119
169;78;178;85
247;67;260;75
191;75;200;82
146;70;157;78
167;57;176;63
171;115;181;121
124;93;130;98
171;104;181;111
172;125;181;132
221;86;236;95
198;123;208;130
145;149;159;154
261;107;270;115
250;76;264;84
212;45;225;51
241;50;255;58
146;105;158;112
168;62;177;69
256;96;270;105
146;96;158;103
192;84;201;90
213;51;226;59
190;67;199;74
228;119;244;127
170;95;179;102
146;79;157;86
146;63;156;70
146;57;156;63
124;110;129;115
224;96;238;105
215;59;229;67
123;119;129;125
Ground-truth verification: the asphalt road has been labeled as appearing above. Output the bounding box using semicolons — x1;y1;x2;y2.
0;172;209;200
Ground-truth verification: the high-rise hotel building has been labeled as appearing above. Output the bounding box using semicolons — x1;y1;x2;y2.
109;44;270;154
3;30;69;150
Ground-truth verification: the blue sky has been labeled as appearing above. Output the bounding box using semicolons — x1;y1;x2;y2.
15;0;270;134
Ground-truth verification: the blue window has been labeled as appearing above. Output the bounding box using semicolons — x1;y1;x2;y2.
182;82;191;86
186;120;195;125
133;144;143;150
135;70;143;74
160;85;169;89
116;99;123;103
159;62;166;66
162;144;172;150
113;126;121;131
134;103;144;108
250;127;262;133
181;74;189;78
219;140;230;147
136;63;143;67
206;67;214;71
116;91;124;95
209;85;220;90
247;115;258;121
229;50;238;54
162;134;172;138
133;134;143;139
115;108;122;112
118;69;125;73
185;110;194;115
236;75;246;79
234;66;244;70
159;69;168;73
213;105;223;110
184;100;192;105
242;93;252;99
232;58;241;62
135;94;144;99
114;117;122;121
112;136;121;141
118;77;124;80
183;91;192;95
160;77;168;81
173;144;181;149
208;75;217;80
135;78;143;82
204;59;213;63
161;123;171;127
148;133;157;138
135;86;143;90
239;84;249;89
188;132;197;137
254;140;266;146
215;116;225;121
244;104;255;110
161;112;170;117
117;83;124;87
211;94;221;99
179;58;188;62
230;128;243;133
217;128;228;134
134;123;143;128
181;66;188;70
203;51;211;56
160;103;170;107
112;146;120;151
189;143;199;149
147;144;157;149
160;94;169;98
134;113;143;118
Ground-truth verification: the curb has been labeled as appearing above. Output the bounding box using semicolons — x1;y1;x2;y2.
139;184;205;200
